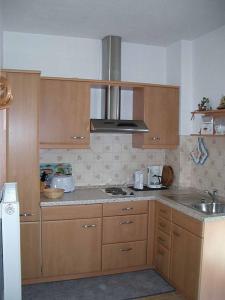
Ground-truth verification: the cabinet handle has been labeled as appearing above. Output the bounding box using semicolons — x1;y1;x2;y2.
71;136;85;140
152;136;160;141
173;231;180;237
122;207;133;211
159;222;166;228
20;212;33;217
119;220;134;225
82;224;96;229
120;248;132;252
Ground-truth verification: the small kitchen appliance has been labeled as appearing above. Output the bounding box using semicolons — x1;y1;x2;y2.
50;175;75;192
133;170;144;190
147;165;163;188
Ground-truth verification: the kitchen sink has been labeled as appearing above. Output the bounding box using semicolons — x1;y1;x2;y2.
191;202;225;215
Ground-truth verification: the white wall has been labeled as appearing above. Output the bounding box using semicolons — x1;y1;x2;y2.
0;0;3;68
166;40;193;135
193;25;225;109
3;31;167;118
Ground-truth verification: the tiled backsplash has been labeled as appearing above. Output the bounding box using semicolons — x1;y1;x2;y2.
166;136;225;196
40;134;165;186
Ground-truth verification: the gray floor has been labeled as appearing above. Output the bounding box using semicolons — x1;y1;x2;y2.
23;269;175;300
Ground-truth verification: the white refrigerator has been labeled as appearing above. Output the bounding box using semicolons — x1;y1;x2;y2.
0;182;21;300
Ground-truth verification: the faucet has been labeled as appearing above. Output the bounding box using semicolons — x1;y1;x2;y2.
204;189;218;203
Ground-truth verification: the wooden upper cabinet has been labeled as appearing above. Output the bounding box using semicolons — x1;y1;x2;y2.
133;86;179;149
6;71;40;221
40;79;90;148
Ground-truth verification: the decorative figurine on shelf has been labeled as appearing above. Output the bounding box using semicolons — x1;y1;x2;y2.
197;97;212;111
217;95;225;110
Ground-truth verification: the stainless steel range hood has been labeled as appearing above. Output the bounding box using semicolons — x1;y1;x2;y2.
90;35;149;133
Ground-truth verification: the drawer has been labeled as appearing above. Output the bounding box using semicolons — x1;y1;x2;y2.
156;202;172;221
103;201;148;217
155;244;170;279
172;209;203;237
102;240;147;271
103;214;148;244
157;217;171;235
156;229;171;249
41;204;102;221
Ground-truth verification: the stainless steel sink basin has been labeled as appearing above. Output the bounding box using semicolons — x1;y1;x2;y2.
191;202;225;215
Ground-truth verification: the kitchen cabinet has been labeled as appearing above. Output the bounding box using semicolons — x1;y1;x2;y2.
170;224;202;300
102;201;148;271
103;214;148;244
40;78;90;148
102;240;147;271
42;204;102;277
6;71;40;222
42;218;101;277
154;202;172;279
20;222;42;280
133;86;179;149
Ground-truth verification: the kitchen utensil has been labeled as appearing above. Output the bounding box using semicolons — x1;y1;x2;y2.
43;188;64;199
133;170;144;190
50;175;75;192
161;166;174;187
147;165;163;188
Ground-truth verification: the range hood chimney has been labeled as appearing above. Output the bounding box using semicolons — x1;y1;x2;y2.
91;35;149;133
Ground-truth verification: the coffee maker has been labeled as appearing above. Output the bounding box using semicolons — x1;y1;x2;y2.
147;165;163;188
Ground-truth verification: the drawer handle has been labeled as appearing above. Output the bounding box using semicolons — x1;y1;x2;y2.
173;231;180;237
158;250;164;256
122;207;133;211
159;222;166;228
120;220;134;225
158;237;165;243
82;224;96;229
20;212;33;217
120;248;132;252
160;209;167;214
71;136;85;140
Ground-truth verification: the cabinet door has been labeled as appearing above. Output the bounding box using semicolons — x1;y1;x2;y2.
20;222;42;280
133;86;179;149
144;86;179;147
155;244;170;279
170;224;202;300
42;218;101;277
6;72;40;221
40;79;90;148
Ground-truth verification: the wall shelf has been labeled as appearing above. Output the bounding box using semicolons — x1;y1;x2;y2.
191;109;225;137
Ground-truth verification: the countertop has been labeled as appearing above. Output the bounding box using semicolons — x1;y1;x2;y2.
40;186;225;222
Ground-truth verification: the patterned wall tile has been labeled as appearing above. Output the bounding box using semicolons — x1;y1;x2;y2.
40;134;166;186
165;135;225;196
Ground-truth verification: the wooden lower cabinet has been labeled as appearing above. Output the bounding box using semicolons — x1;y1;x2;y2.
170;224;202;300
20;222;41;280
42;218;101;277
103;214;148;244
102;240;147;271
155;244;170;279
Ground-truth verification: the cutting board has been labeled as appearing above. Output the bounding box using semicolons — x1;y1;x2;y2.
161;165;174;187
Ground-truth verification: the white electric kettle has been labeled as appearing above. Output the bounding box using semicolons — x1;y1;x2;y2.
133;170;144;190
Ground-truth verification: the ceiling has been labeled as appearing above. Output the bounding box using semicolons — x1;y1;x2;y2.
3;0;225;46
